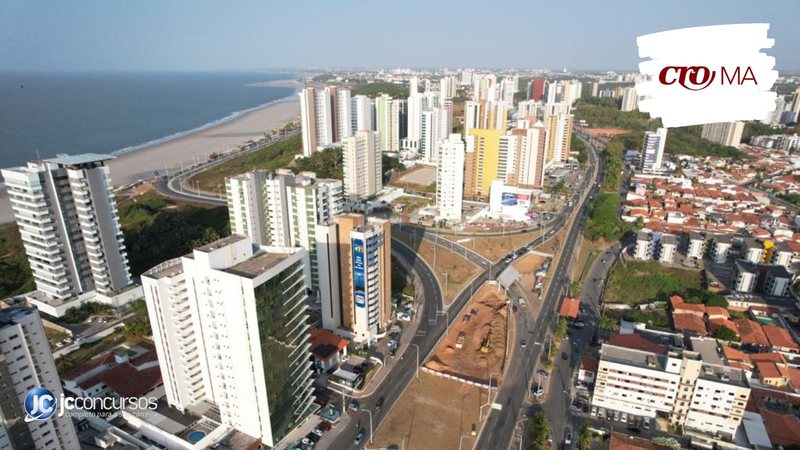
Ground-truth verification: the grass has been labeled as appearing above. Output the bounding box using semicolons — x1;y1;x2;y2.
187;134;302;193
605;259;704;305
392;196;432;215
0;222;35;298
55;330;129;374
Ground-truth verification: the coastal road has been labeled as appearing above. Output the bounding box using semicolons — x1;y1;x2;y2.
475;138;604;450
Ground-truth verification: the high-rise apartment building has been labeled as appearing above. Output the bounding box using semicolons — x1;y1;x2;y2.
530;78;545;101
440;76;457;100
464;128;501;197
408;76;419;95
620;87;638;111
0;307;79;449
375;94;393;151
640;127;668;174
353;95;374;132
464;101;481;134
315;215;391;343
512;123;546;187
700;122;745;147
142;236;314;447
336;88;354;140
343;131;382;201
543;112;574;164
225;170;343;293
420;109;445;163
517;100;537;123
498;134;520;184
299;87;334;156
590;81;600;97
436;134;465;222
1;154;133;310
390;98;408;152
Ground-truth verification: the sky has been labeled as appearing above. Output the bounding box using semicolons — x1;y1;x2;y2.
1;0;798;72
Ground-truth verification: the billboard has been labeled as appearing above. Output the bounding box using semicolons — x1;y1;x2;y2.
352;238;366;308
501;192;532;207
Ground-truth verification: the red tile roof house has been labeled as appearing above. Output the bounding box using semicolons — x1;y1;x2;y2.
62;349;162;398
734;319;771;347
559;297;580;320
308;328;350;372
762;324;800;353
761;408;800;447
672;313;708;336
578;356;598;384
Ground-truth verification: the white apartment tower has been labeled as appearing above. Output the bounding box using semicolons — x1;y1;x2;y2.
620;86;638;111
0;307;79;449
436;134;466;222
390;98;407;152
1;154;133;302
701;122;745;147
375;94;393;151
336;88;354;140
299;87;334;156
225;170;343;294
343;131;382;202
514;123;546;187
142;236;314;447
352;95;374;132
640;127;668;174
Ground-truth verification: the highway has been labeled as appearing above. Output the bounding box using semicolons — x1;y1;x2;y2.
152;134;605;450
474;136;604;450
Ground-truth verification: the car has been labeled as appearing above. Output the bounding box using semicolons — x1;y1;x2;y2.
305;432;320;443
591;406;598;416
564;430;573;445
353;430;366;446
642;418;651;430
620;412;628;423
561;352;568;360
536;369;549;378
341;354;350;362
613;411;620;422
596;407;605;418
348;400;360;411
312;427;324;437
375;397;385;410
300;437;315;447
521;340;527;348
518;297;526;306
570;402;580;412
318;421;332;432
531;384;545;397
572;321;586;329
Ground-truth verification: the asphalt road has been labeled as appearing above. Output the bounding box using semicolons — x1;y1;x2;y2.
475;138;604;450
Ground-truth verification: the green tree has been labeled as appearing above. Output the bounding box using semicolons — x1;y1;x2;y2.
123;319;152;338
578;423;592;450
599;315;620;332
713;327;740;342
527;412;550;450
294;147;344;179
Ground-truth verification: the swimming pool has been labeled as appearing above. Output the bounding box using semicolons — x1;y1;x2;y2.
187;431;206;443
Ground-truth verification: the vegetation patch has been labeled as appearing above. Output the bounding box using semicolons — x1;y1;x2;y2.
605;260;704;305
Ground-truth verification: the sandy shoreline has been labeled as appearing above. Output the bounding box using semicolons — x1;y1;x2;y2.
0;97;300;223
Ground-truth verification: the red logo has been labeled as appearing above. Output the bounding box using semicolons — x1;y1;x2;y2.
658;66;757;91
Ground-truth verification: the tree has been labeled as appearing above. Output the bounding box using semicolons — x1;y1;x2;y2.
599;315;620;332
578;423;592;450
527;412;550;450
705;294;729;308
713;327;740;342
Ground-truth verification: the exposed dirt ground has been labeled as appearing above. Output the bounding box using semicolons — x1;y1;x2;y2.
513;253;547;296
425;283;508;383
371;372;484;450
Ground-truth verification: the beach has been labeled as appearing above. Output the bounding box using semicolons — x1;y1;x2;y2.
0;97;300;224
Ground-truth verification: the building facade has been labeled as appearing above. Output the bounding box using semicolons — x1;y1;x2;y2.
343;131;382;202
436;134;466;222
143;236;314;447
1;154;133;303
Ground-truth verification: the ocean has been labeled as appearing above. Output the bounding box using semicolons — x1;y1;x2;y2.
0;71;297;169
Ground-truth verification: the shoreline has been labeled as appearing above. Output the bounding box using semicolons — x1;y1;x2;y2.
0;95;301;224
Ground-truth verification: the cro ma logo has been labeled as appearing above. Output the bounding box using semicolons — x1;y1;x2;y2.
24;387;57;422
658;66;758;91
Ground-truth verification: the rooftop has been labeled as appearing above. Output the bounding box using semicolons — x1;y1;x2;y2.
601;344;672;372
194;234;247;253
559;297;580;319
142;257;185;279
690;337;724;366
224;250;291;278
0;306;35;329
45;153;114;167
609;333;668;355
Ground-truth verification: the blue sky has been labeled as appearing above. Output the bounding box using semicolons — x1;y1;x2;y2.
1;0;798;71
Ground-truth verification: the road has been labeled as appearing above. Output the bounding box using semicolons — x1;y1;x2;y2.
152;133;603;450
475;136;604;450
